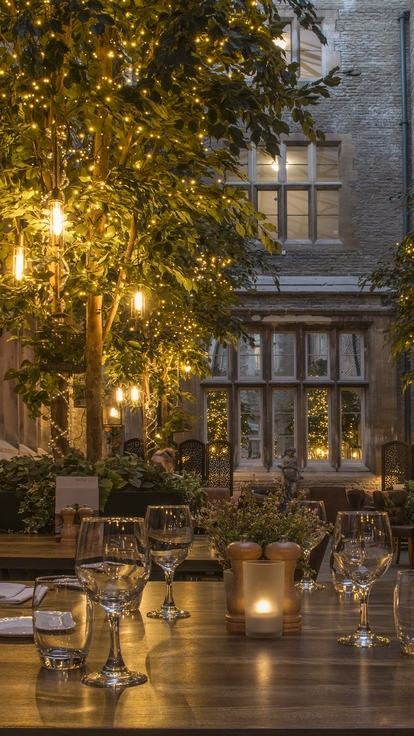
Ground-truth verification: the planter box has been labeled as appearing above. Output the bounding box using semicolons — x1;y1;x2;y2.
103;490;184;519
0;493;25;533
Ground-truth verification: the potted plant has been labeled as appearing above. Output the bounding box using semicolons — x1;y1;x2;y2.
199;485;331;573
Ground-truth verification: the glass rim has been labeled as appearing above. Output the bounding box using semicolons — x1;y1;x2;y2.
145;504;190;510
396;569;414;577
336;511;387;516
79;516;146;523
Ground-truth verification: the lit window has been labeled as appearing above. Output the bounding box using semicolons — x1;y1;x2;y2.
202;328;366;469
206;390;228;441
228;142;341;245
341;389;362;460
307;388;329;460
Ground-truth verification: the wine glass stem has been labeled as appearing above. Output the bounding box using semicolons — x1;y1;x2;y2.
163;569;176;609
302;550;311;584
104;611;128;674
357;589;371;634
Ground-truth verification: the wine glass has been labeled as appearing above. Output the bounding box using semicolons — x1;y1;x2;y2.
333;511;393;648
146;505;194;620
295;500;328;592
75;517;151;687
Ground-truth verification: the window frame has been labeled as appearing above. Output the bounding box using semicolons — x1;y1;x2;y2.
202;326;368;471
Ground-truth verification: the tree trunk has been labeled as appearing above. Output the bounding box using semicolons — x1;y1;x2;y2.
86;295;103;462
50;374;69;457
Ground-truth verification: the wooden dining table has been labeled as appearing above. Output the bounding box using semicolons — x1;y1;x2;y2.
0;578;413;734
0;534;221;578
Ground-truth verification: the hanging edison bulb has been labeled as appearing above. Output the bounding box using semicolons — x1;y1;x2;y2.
115;387;124;403
130;386;139;403
13;232;25;281
49;189;65;241
132;290;144;315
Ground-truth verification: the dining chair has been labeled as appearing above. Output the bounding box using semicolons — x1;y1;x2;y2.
372;489;414;568
346;488;365;511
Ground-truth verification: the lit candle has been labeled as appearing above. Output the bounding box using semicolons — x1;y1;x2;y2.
243;560;285;638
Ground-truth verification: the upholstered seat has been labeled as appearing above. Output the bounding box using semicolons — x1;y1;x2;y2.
372;490;414;568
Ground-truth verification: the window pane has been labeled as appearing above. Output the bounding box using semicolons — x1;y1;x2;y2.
206;391;228;442
316;147;339;181
239;334;261;377
286;147;308;181
307;389;329;460
210;340;227;377
258;190;278;237
273;333;295;377
273;25;291;64
317;190;338;239
300;28;322;78
274;389;295;459
256;152;280;182
226;149;248;182
340;334;362;377
240;389;262;460
307;333;328;377
287;190;309;239
341;389;362;460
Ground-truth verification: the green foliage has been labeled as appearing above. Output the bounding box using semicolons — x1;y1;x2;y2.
0;451;205;532
199;486;330;569
0;0;341;424
403;480;414;525
368;236;414;387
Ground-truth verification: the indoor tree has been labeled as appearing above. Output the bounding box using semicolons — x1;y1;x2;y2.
0;0;340;460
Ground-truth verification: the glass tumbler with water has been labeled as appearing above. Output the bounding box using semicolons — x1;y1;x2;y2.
33;576;93;670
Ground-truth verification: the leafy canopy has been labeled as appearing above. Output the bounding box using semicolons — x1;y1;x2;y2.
0;0;340;416
369;236;414;387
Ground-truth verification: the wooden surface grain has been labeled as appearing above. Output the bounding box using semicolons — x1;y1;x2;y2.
0;535;220;573
0;579;413;734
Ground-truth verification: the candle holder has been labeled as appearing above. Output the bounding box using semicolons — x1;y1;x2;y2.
243;560;285;639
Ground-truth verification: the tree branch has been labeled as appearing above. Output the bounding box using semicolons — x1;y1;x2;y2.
102;213;137;340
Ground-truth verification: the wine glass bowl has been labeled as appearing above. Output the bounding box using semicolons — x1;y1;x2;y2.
75;517;151;687
295;500;328;592
333;511;393;648
146;505;193;620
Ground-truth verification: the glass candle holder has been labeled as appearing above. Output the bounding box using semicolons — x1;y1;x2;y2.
243;560;285;639
394;569;414;654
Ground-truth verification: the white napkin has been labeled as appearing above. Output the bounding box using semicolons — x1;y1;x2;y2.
0;583;26;600
0;587;35;605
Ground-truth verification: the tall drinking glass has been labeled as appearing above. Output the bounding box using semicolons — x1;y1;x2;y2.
75;517;151;687
146;505;194;620
295;500;328;592
333;511;393;648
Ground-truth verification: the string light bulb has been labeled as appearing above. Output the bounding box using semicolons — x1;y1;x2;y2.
115;387;124;403
131;386;139;402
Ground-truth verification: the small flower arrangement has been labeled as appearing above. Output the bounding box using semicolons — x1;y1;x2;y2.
199;484;331;570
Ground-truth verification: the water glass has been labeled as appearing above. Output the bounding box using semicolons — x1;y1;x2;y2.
33;576;93;670
394;570;414;654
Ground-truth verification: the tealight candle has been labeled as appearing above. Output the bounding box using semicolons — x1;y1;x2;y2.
243;560;285;639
